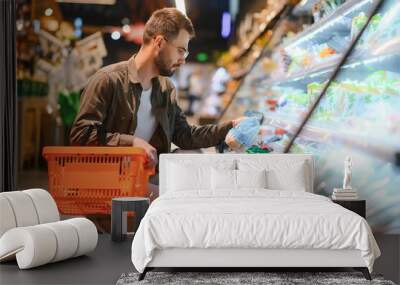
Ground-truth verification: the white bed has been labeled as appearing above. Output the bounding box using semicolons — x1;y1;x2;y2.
131;154;380;280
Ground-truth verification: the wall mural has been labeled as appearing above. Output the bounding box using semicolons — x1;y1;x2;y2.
222;0;400;233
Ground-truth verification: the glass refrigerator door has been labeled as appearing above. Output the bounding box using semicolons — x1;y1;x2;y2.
223;0;380;152
223;0;399;233
260;0;380;152
289;0;400;233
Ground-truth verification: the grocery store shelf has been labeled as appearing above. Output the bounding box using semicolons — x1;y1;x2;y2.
232;5;287;61
263;114;328;140
283;0;375;50
225;49;400;112
234;26;268;61
263;114;399;162
270;51;400;87
219;7;293;120
270;55;341;86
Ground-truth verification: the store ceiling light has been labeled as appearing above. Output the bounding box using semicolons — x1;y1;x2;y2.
221;12;231;38
45;8;53;16
122;25;131;34
111;31;121;40
175;0;186;15
56;0;116;4
74;17;83;28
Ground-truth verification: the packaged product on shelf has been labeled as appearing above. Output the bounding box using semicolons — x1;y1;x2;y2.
287;47;312;74
259;125;276;137
363;71;400;96
326;31;350;54
351;12;368;40
282;87;309;108
359;14;382;49
277;95;288;108
263;135;281;144
273;49;290;76
320;0;347;18
312;0;346;23
312;2;322;23
351;12;382;44
246;145;272;153
261;57;278;73
369;7;400;53
319;45;337;58
307;82;325;104
265;98;278;111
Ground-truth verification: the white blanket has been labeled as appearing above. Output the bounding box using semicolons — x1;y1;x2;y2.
131;190;380;273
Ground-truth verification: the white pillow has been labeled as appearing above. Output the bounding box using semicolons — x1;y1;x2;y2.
167;162;210;191
237;159;309;192
167;160;236;192
212;169;236;190
211;169;267;191
236;169;267;189
266;163;307;191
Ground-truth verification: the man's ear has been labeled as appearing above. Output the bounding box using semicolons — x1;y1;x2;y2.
153;35;164;49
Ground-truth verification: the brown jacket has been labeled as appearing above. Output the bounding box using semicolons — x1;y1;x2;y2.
70;56;233;156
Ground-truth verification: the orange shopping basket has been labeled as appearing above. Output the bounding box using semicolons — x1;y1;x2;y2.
43;147;155;215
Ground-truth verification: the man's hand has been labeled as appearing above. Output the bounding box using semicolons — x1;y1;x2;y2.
133;137;158;168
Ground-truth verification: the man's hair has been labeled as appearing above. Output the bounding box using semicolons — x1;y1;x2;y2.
143;8;195;44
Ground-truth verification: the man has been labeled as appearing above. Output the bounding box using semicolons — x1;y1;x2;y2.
70;8;241;197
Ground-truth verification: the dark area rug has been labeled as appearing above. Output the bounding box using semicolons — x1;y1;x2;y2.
116;271;396;285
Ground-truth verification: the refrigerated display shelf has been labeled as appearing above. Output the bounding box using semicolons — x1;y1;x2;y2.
266;51;400;87
221;0;400;234
219;6;295;119
234;44;398;99
263;114;399;162
283;0;374;50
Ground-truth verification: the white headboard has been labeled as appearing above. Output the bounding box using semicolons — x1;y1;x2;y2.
159;154;314;196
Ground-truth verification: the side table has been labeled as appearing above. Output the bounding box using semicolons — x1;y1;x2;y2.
332;199;366;218
111;197;149;242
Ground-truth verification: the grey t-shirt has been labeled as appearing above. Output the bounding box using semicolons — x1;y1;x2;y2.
134;87;157;142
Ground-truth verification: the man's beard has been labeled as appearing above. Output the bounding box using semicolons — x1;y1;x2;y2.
155;49;176;77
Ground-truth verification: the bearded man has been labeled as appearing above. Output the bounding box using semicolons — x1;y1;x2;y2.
70;8;242;198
